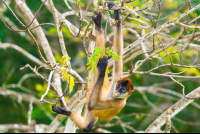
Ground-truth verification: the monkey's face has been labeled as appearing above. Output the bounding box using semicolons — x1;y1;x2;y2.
114;79;134;98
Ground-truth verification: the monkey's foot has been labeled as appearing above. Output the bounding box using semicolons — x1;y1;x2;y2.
92;12;102;31
107;2;115;10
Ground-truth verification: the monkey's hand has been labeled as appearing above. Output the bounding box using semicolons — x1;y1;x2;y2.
52;104;71;115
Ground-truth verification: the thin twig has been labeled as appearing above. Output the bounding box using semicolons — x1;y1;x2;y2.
26;0;48;28
40;71;54;102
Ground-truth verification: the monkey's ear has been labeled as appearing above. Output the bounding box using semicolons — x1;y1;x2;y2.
107;2;115;10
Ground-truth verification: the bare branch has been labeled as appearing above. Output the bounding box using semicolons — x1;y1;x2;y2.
39;71;54;102
123;4;200;55
164;108;172;133
28;98;33;125
145;86;200;133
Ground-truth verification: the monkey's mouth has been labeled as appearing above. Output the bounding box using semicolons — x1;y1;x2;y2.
114;91;120;97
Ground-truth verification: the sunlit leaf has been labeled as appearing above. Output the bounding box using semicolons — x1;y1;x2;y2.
35;83;43;92
186;68;200;76
126;3;133;9
54;54;62;62
69;75;75;93
112;53;120;61
64;96;70;101
59;56;71;66
94;47;103;54
136;115;144;120
164;1;178;9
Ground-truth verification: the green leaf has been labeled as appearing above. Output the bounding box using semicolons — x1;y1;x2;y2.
112;53;119;61
87;64;92;70
87;47;119;77
59;69;65;74
86;62;91;66
59;56;71;66
106;48;112;56
92;64;97;74
94;47;103;54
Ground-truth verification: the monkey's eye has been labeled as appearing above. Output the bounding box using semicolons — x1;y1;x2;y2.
121;88;126;93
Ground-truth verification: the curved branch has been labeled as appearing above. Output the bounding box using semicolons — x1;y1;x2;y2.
145;86;200;133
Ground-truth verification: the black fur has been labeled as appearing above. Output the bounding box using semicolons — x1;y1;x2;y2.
97;56;108;78
92;12;102;31
52;104;71;115
106;2;120;23
88;56;108;111
116;81;129;93
88;101;94;111
114;10;121;27
107;2;115;10
114;10;120;21
83;120;95;132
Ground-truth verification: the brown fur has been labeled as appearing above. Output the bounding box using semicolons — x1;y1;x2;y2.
93;98;126;120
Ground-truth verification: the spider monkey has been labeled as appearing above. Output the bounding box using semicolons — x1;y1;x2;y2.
52;3;134;132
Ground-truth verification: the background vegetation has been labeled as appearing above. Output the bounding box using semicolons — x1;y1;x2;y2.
0;0;200;133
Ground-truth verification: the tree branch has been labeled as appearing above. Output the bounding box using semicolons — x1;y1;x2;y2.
145;86;200;133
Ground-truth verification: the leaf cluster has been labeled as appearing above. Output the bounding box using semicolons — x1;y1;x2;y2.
59;56;75;93
86;47;120;76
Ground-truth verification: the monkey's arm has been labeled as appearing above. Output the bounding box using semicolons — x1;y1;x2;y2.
88;56;108;110
107;4;123;96
113;9;123;79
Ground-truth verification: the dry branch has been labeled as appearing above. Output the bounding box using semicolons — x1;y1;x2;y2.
145;86;200;133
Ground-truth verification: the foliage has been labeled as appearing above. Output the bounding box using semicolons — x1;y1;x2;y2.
59;56;75;93
86;47;120;75
0;0;200;133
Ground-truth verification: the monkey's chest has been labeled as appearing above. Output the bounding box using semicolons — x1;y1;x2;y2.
93;104;125;120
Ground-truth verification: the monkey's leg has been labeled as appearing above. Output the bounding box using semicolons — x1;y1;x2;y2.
107;3;124;96
71;110;98;132
113;9;123;79
52;105;97;132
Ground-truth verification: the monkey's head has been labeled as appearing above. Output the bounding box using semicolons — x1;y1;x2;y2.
114;78;134;98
